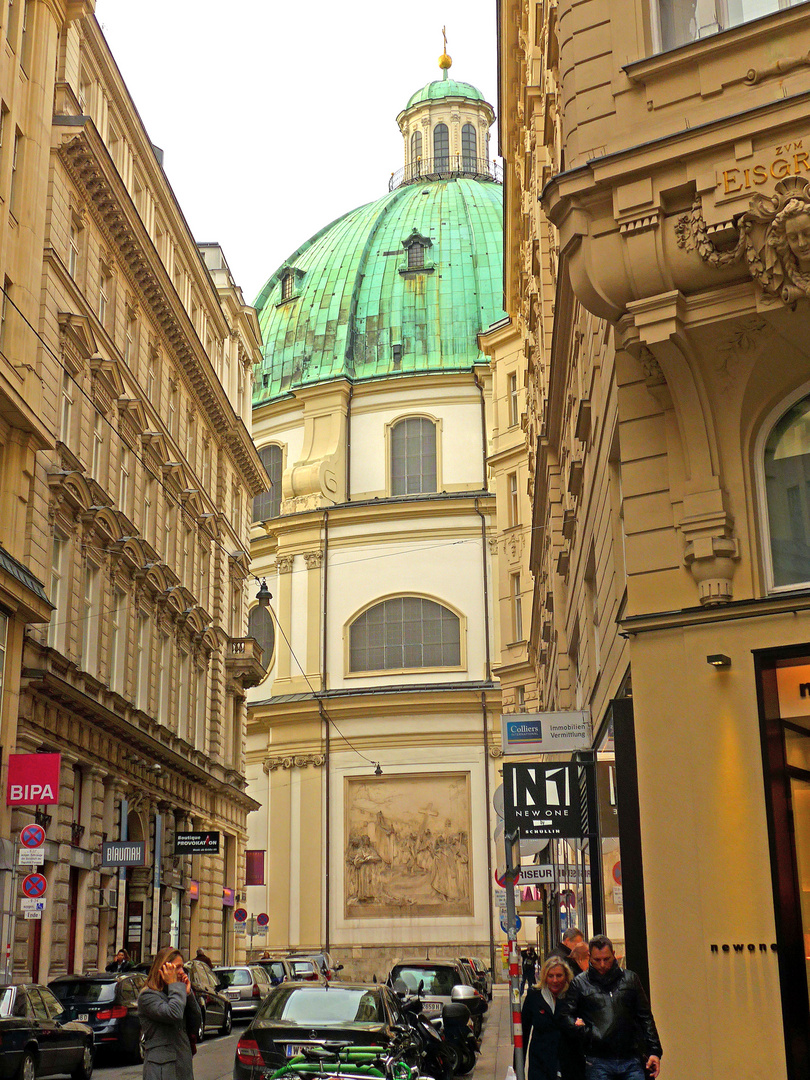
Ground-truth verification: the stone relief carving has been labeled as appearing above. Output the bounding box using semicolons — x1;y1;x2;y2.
303;550;323;569
276;555;294;574
344;772;472;919
716;317;767;389
676;177;810;304
264;754;325;772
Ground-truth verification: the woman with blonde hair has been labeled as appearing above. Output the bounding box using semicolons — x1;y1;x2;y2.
138;946;202;1080
522;956;584;1080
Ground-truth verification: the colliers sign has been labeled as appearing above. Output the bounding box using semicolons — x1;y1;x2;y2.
500;710;590;755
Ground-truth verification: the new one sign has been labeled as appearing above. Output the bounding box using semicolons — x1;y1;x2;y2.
6;753;61;806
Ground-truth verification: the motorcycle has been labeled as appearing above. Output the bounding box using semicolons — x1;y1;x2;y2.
392;980;458;1080
431;987;480;1076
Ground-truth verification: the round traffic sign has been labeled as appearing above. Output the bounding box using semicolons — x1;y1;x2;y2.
500;914;521;933
612;861;622;885
256;912;269;927
21;873;47;898
20;824;46;849
233;907;248;923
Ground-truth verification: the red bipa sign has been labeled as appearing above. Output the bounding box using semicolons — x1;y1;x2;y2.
6;753;61;806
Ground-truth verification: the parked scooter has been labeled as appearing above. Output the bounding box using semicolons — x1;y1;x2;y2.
392;979;458;1080
431;987;480;1076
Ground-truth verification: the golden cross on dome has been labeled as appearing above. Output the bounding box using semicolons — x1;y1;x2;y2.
439;26;452;76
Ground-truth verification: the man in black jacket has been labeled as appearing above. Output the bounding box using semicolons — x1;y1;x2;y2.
557;935;662;1080
547;926;585;963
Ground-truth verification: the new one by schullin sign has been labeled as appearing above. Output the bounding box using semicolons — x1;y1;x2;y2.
6;753;61;805
501;711;591;755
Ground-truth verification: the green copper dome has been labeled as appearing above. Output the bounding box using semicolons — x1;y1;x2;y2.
405;78;485;109
253;176;504;404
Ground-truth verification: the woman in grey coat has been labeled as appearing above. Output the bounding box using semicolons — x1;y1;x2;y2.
138;946;202;1080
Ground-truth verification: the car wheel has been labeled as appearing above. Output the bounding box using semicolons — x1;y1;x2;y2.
197;1007;206;1042
18;1052;36;1080
219;1004;232;1036
70;1043;94;1080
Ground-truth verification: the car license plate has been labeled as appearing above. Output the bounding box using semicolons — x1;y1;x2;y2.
286;1045;310;1057
422;1001;441;1014
227;990;240;998
77;1014;89;1022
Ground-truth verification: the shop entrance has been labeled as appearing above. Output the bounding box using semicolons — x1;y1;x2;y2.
755;646;810;1080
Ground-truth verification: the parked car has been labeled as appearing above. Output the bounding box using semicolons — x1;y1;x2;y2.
185;958;232;1039
233;982;418;1077
0;983;94;1080
284;957;326;983
387;958;487;1034
458;956;493;1000
254;957;293;986
49;972;146;1063
213;965;273;1018
286;951;343;980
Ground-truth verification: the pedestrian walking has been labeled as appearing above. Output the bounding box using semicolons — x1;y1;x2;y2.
105;948;134;973
520;944;539;995
558;935;662;1080
138;946;202;1080
195;946;214;968
568;942;589;973
548;927;585;963
522;957;585;1080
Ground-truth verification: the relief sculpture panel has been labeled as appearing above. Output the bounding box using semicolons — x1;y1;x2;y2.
344;772;472;918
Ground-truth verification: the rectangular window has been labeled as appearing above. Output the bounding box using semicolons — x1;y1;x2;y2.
47;534;66;650
9;127;21;217
195;666;207;749
655;0;802;53
143;474;155;544
168;383;178;438
509;372;520;427
68;219;81;280
146;349;157;402
91;412;104;477
508;472;519;528
134;611;149;711
245;850;265;887
185;408;195;464
60;370;73;443
164;500;175;562
98;262;111;326
123;310;136;365
158;631;171;727
19;0;31;72
199;545;210;610
516;685;526;712
109;587;125;694
119;445;130;511
178;650;190;740
0;276;11;356
0;610;6;730
81;562;99;675
182;526;192;585
511;571;523;641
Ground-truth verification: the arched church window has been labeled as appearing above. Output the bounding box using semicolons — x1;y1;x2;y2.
391;416;436;495
764;393;810;588
248;605;275;671
462;124;477;171
348;597;461;672
433;123;449;171
253;444;282;521
411;130;423;164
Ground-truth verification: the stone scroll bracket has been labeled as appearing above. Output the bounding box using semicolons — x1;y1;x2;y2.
620;293;739;606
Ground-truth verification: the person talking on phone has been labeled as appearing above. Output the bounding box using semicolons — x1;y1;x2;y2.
138;946;202;1080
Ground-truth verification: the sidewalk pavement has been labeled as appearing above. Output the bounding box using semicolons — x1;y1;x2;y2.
472;983;513;1080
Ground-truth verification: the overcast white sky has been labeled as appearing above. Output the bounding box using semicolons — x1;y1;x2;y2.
97;0;499;304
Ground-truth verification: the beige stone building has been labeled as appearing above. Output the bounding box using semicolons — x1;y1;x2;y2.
497;2;810;1078
1;4;267;984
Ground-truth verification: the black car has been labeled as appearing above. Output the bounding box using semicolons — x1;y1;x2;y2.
0;983;94;1080
186;959;233;1039
233;982;417;1078
49;972;146;1064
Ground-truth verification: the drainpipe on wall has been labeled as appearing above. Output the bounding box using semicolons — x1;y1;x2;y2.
321;509;330;951
481;691;497;977
472;369;488;492
345;385;354;502
474;498;492;683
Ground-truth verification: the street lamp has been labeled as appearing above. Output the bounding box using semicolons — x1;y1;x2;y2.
255;577;272;608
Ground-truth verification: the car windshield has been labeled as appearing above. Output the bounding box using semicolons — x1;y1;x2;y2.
49;981;116;1003
391;965;457;996
216;969;251;986
260;987;382;1024
0;988;14;1017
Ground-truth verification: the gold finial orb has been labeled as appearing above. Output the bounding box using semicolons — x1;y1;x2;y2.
439;52;452;70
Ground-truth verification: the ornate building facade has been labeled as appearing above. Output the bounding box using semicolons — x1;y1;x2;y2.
1;5;266;982
246;61;506;979
498;2;810;1078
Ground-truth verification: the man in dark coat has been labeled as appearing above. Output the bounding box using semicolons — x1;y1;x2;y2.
520;944;539;994
557;935;662;1080
106;949;134;973
194;947;213;968
547;926;585;963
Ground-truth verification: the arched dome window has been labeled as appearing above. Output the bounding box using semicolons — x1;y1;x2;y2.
462;124;477;171
433;123;449;171
391;417;436;495
349;596;461;672
411;130;423;164
248;605;275;672
253;445;282;521
764;393;810;588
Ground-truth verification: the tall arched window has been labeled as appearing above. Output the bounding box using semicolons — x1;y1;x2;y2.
765;393;810;587
411;130;423;164
433;123;449;171
391;417;437;495
248;605;275;671
253;445;282;521
349;597;461;672
461;124;477;171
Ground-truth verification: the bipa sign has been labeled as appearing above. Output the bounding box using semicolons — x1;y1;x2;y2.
6;753;61;806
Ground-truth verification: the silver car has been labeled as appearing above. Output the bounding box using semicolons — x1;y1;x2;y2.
213;964;273;1018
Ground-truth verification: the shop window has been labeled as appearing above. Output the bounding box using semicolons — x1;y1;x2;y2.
253;444;282;521
248;604;275;671
763;393;810;588
246;850;265;886
461;123;477;171
348;596;461;672
390;416;437;495
433;123;449;170
655;1;806;54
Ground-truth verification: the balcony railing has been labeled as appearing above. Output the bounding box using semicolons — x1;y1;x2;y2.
389;156;503;191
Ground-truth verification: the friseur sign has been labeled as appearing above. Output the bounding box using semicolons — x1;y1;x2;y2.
503;762;584;839
174;831;220;855
101;841;146;867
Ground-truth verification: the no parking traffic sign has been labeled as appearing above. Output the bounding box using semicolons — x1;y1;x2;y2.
21;873;47;899
256;912;269;927
233;907;248;923
20;824;46;848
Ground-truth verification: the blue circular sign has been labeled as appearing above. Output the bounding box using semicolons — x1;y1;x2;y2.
500;914;521;933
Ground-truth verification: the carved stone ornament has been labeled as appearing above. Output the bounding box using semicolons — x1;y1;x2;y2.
263;754;325;772
676;177;810;303
303;550;323;570
276;555;294;574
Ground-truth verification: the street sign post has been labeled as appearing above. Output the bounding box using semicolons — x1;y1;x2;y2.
20;899;46;911
20;824;46;849
256;912;269;927
233;907;248;923
502;829;524;1080
17;850;43;866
